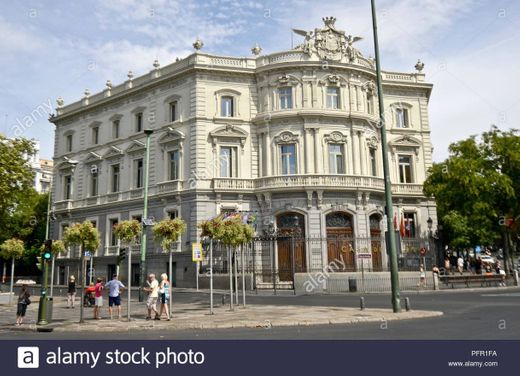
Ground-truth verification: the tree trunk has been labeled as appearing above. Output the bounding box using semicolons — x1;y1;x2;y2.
9;257;15;305
79;243;85;323
2;261;6;284
503;228;512;274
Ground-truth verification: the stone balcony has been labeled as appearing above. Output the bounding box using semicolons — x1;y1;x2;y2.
255;175;385;192
53;176;425;212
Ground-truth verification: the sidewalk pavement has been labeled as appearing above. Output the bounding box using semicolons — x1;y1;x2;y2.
0;293;442;333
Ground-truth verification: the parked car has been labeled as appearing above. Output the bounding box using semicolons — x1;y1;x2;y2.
479;255;495;264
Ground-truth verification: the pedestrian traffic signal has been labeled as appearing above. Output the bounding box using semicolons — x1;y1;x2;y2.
43;239;52;260
36;256;43;271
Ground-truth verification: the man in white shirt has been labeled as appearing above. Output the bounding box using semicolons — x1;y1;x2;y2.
144;273;160;320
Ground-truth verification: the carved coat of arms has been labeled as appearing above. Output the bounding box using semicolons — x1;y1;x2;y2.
293;17;362;62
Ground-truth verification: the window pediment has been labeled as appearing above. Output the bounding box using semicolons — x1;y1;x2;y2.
158;129;185;145
274;130;299;144
273;73;300;86
125;140;146;154
318;74;348;87
389;135;421;155
109;114;123;121
324;131;348;144
210;124;248;147
84;151;103;164
103;145;124;160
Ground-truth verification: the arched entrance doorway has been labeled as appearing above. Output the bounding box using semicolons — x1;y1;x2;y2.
370;214;383;271
276;212;306;282
326;212;355;270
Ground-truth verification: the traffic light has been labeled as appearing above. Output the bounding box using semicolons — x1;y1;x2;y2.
43;239;52;261
117;249;126;264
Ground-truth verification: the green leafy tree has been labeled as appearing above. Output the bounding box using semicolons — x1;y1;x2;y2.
62;221;100;322
152;218;186;252
424;127;520;271
0;238;25;304
0;135;36;235
114;220;142;246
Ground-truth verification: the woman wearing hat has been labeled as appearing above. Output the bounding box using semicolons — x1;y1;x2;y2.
67;275;76;308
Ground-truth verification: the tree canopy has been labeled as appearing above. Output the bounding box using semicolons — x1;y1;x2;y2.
0;135;36;226
424;127;520;250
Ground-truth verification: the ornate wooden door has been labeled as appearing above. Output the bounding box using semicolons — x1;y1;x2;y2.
276;213;306;282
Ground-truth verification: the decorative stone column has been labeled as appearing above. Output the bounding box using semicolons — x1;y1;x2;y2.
304;128;313;173
265;131;272;176
352;130;360;174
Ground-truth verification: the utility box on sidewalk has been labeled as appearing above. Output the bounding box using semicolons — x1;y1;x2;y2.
46;297;53;322
348;278;357;292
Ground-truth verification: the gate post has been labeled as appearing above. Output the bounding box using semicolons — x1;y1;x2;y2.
291;236;296;295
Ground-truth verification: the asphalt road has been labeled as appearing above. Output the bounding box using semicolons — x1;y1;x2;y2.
4;287;519;340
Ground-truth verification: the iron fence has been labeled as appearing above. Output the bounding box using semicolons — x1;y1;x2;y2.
199;235;434;292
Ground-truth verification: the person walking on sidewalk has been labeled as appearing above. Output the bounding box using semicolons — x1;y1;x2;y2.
144;274;160;320
15;284;31;326
105;274;125;320
94;278;104;319
67;276;76;308
158;273;171;321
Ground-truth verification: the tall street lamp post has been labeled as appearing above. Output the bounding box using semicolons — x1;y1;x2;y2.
139;129;153;302
371;0;401;312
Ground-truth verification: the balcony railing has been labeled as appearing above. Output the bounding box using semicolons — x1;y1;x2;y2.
255;175;386;191
392;183;424;196
157;180;182;193
54;200;73;211
53;176;426;213
213;178;255;191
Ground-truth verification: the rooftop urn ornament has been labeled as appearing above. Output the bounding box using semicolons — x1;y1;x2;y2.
127;70;134;80
251;43;262;56
106;80;112;89
153;59;160;69
56;97;64;108
193;38;204;51
83;88;90;98
415;59;425;72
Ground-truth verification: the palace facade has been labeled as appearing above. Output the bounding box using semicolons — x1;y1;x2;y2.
50;18;436;287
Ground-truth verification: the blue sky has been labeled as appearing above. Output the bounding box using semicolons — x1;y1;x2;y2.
1;0;519;161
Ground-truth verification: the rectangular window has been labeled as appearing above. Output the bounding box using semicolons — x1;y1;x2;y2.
370;149;377;176
278;87;293;109
66;135;73;152
111;164;120;192
90;172;98;197
135;112;143;132
112;120;120;138
170;102;178;122
135;159;144;188
92;127;99;145
281;144;296;175
395;108;409;128
168;150;180;180
167;210;178;219
367;95;373;114
403;212;416;238
328;144;345;174
221;96;234;117
64;175;72;200
109;219;119;246
326;87;340;109
219;146;237;178
398;155;413;183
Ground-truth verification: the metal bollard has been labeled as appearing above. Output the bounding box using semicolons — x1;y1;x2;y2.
514;270;519;286
360;296;365;310
221;294;226;305
404;297;411;311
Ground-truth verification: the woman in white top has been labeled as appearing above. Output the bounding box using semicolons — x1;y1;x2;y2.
158;273;171;320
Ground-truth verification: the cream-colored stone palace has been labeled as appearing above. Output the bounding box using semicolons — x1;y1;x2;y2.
50;17;436;287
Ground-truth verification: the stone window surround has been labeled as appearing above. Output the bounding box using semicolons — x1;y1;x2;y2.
159;129;185;182
164;94;182;123
214;88;241;118
273;130;301;175
390;101;413;129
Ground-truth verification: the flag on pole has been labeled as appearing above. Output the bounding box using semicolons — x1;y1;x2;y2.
393;213;397;231
400;215;405;238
